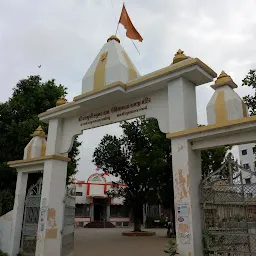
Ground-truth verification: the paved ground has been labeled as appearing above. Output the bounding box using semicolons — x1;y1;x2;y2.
75;227;170;256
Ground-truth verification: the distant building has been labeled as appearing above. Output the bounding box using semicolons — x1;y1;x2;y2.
237;143;256;185
74;173;130;227
73;172;166;228
238;143;256;171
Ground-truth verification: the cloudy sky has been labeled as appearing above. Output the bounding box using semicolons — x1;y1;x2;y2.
1;0;256;180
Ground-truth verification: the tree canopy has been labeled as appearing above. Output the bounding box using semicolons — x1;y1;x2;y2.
242;69;256;168
0;75;81;215
93;118;173;231
93;118;228;231
201;146;229;179
243;69;256;115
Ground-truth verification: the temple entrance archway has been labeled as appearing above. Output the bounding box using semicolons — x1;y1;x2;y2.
6;35;256;256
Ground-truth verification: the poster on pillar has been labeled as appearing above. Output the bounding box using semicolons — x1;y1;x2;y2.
46;208;58;239
177;203;189;225
39;198;47;232
177;203;191;245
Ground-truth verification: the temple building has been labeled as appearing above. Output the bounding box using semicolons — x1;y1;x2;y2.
74;173;130;227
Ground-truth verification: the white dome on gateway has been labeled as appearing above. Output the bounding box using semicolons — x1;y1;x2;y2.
82;35;140;94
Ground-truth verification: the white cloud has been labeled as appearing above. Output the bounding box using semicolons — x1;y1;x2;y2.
1;0;256;179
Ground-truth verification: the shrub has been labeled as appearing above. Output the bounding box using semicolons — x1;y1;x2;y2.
164;240;178;255
0;249;8;256
0;189;14;216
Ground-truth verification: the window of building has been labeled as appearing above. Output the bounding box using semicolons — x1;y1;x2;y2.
76;192;83;196
253;147;256;154
245;178;251;184
75;204;90;216
242;149;247;155
110;205;129;217
243;163;250;169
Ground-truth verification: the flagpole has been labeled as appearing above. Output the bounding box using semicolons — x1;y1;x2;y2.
131;40;140;55
115;2;125;36
115;23;120;36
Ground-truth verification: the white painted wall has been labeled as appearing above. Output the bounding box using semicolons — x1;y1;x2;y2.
238;143;255;171
90;184;105;196
75;184;89;204
74;182;126;204
238;143;256;187
168;78;198;133
0;210;13;255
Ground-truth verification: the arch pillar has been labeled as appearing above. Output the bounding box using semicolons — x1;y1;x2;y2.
171;138;202;255
36;158;70;256
9;171;28;256
166;70;256;255
35;118;72;256
167;76;203;256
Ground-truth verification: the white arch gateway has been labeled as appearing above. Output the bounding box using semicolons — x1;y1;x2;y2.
7;35;256;256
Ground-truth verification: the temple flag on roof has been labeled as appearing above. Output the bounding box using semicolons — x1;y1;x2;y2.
118;4;143;42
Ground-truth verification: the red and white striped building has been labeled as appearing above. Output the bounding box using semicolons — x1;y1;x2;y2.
74;173;130;227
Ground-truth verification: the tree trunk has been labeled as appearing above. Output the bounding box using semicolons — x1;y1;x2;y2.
171;206;176;235
133;204;143;232
134;218;142;232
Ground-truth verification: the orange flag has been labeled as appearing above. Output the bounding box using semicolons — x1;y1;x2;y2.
119;4;143;42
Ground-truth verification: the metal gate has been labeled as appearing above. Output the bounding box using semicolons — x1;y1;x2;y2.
61;185;76;256
201;156;256;255
21;178;42;255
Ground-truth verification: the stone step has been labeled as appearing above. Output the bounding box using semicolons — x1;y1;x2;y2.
85;221;115;228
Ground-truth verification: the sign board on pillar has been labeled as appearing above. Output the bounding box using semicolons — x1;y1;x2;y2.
177;203;189;225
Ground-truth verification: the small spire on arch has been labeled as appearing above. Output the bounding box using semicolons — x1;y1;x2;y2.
56;96;68;106
211;71;237;89
31;126;46;137
172;49;189;64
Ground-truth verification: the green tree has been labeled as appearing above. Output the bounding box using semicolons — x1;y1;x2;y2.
201;147;229;179
242;69;256;167
93;118;172;232
199;124;228;179
0;75;81;215
93;119;228;232
242;69;256;115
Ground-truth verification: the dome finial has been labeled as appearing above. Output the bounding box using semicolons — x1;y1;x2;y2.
172;49;189;64
56;96;67;106
218;71;231;81
107;35;120;43
211;70;237;89
31;126;46;137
